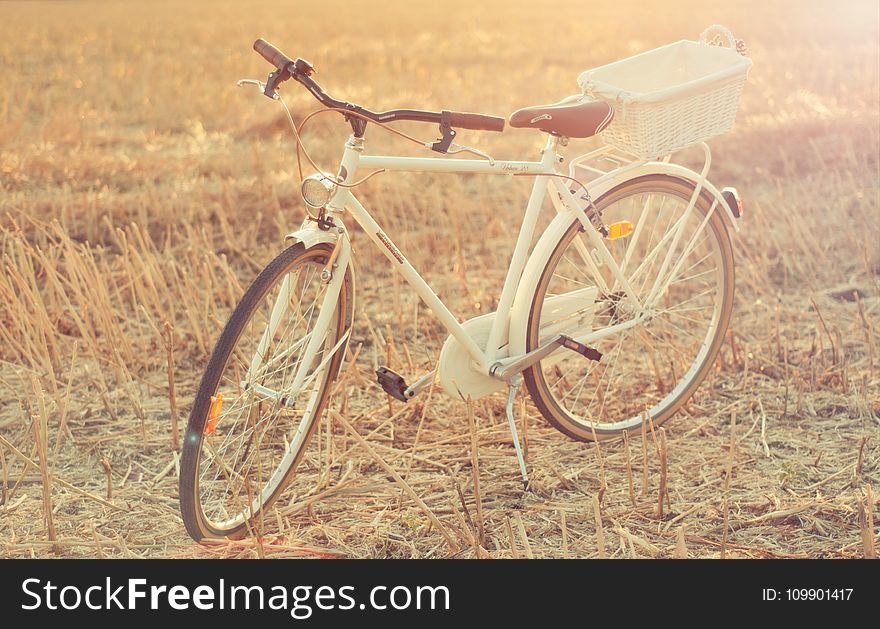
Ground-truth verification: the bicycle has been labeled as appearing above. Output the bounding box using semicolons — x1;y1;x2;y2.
180;28;750;541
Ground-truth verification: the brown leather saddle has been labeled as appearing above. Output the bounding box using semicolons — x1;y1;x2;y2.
509;99;613;138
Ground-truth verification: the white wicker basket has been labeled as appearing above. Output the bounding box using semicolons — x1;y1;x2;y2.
578;25;752;159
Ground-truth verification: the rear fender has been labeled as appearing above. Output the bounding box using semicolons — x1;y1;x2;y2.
551;161;741;232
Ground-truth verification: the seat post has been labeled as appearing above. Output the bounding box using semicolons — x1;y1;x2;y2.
543;133;559;155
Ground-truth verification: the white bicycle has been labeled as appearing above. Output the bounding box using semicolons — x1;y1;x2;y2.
180;30;750;541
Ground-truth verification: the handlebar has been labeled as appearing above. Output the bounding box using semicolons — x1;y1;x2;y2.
448;111;505;133
254;38;295;72
251;38;505;139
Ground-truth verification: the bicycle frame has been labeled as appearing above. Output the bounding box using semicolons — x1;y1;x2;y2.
283;133;740;397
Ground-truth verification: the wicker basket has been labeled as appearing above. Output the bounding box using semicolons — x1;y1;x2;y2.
578;25;752;159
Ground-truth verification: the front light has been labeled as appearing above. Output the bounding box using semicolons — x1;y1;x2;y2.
301;174;336;209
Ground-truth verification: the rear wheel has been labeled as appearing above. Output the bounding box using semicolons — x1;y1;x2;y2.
524;175;734;441
179;242;352;541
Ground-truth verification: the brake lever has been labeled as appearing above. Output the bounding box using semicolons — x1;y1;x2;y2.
237;78;267;90
237;78;279;100
446;143;495;164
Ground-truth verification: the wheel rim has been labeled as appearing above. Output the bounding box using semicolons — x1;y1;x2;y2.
531;181;730;433
195;253;343;532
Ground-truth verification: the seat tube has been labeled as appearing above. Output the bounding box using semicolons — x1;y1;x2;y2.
483;135;558;362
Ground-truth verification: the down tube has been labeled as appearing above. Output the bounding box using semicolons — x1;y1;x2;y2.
341;191;490;370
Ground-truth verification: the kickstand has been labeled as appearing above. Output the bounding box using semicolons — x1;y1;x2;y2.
504;381;530;491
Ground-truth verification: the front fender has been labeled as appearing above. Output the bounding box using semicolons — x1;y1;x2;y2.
285;222;339;249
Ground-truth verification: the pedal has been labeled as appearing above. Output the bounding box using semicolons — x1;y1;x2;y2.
376;367;409;402
560;336;603;362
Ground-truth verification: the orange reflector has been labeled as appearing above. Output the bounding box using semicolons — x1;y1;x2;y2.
205;393;223;435
607;220;634;240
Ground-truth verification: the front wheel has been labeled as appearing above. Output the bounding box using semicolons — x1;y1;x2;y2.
179;242;353;541
524;175;735;441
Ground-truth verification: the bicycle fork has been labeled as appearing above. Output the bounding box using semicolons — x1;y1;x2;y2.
243;228;352;405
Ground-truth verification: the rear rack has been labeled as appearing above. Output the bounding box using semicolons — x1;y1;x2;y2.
568;144;654;190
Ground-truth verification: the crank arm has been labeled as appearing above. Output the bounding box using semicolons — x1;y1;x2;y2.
490;334;602;382
403;370;435;400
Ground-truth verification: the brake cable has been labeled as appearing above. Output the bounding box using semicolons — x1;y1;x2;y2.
277;92;598;224
277;95;435;189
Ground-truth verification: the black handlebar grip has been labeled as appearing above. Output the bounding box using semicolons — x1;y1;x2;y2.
254;38;295;71
449;111;505;133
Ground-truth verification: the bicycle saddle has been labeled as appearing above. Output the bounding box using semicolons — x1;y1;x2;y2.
509;98;613;138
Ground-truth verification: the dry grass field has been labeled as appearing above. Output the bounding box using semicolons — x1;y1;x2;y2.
1;0;878;558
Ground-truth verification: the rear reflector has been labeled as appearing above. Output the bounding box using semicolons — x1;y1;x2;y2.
606;220;634;240
721;187;744;218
